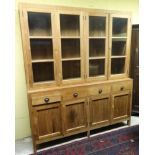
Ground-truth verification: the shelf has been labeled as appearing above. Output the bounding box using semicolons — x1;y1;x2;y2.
112;17;127;37
62;58;81;61
62;60;81;80
112;37;127;40
28;12;52;36
89;36;106;39
32;62;54;82
32;59;54;63
29;36;53;39
61;39;80;58
61;36;80;39
89;57;105;60
30;39;53;60
89;38;105;57
89;16;106;37
111;58;125;74
89;59;105;77
60;14;80;36
111;56;126;58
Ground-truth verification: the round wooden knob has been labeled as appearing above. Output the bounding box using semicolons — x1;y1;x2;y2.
44;98;49;103
98;89;102;94
73;93;78;97
120;86;124;91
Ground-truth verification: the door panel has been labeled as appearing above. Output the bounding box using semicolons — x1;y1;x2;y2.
62;99;88;134
33;103;62;140
112;91;131;123
90;95;110;128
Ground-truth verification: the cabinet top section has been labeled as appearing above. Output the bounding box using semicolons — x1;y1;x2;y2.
19;3;132;15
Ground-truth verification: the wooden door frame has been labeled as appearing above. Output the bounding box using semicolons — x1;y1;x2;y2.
19;6;59;89
84;12;109;82
56;10;85;85
108;14;132;80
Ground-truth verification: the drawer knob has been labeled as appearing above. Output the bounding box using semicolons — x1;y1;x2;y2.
98;89;102;94
120;86;124;91
44;98;49;103
73;93;78;98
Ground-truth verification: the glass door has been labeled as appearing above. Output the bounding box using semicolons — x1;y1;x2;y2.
27;11;56;85
86;13;108;81
59;12;84;84
109;14;131;79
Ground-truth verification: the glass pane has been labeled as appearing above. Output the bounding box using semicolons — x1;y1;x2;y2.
89;59;105;77
112;18;127;37
89;39;105;57
60;14;80;36
32;62;54;82
61;39;80;58
89;16;106;37
30;39;53;60
28;12;51;36
112;39;126;56
111;58;125;74
62;60;80;79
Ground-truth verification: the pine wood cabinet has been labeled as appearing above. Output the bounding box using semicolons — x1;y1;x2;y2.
19;3;133;152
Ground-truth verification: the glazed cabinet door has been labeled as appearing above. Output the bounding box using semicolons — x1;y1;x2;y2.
85;12;108;81
111;91;131;123
89;95;110;129
33;102;62;140
20;8;59;89
109;14;131;79
62;99;88;135
56;11;85;85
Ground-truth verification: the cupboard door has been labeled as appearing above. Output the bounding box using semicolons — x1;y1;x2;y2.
109;14;131;79
57;12;84;84
90;95;110;128
33;103;62;140
21;10;59;88
62;99;88;135
85;13;108;81
112;91;131;123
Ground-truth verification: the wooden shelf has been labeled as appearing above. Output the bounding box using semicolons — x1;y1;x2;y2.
61;36;80;39
29;36;53;39
89;36;106;39
62;58;81;61
89;57;105;60
112;37;127;40
32;59;54;63
111;56;126;58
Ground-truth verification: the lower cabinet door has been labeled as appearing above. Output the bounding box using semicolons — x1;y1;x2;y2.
33;102;62;140
62;99;88;135
90;95;110;128
112;91;131;123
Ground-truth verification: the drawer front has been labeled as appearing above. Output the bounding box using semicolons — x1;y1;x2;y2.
112;81;132;92
88;84;111;96
32;94;61;106
61;87;87;101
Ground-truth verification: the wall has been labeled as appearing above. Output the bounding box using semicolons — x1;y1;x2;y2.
15;0;139;139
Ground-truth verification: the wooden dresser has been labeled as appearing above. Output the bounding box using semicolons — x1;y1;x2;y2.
19;3;133;152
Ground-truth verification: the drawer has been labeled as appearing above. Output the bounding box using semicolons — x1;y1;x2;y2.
88;84;111;96
61;87;87;101
111;81;132;92
32;94;61;106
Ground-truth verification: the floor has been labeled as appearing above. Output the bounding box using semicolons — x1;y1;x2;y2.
15;116;139;155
